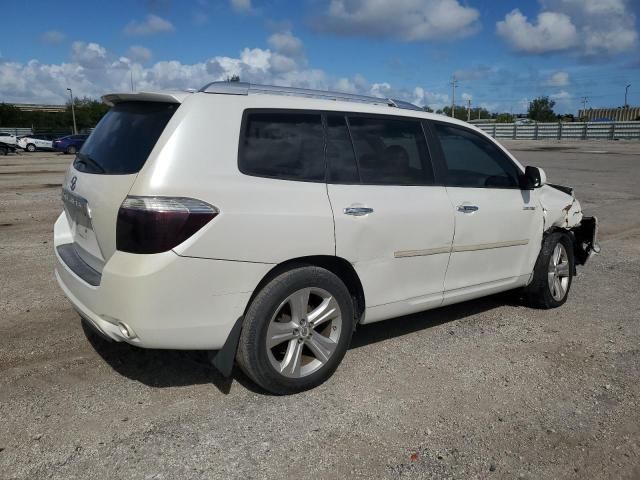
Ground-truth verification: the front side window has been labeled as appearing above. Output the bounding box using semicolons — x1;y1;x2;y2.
433;123;521;188
347;116;434;185
239;112;325;181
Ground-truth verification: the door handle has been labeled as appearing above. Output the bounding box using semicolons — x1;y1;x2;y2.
344;207;374;216
457;205;479;213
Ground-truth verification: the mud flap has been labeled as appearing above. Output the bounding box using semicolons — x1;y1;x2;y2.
208;316;243;378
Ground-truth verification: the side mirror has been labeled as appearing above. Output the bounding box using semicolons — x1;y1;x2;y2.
521;166;547;189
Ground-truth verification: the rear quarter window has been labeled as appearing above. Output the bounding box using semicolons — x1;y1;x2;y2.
239;112;325;182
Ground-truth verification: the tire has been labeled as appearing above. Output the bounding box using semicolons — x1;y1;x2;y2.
26;143;36;152
237;266;355;394
66;145;77;155
524;232;574;309
0;146;7;156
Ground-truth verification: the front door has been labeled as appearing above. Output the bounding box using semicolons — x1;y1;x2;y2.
428;122;543;296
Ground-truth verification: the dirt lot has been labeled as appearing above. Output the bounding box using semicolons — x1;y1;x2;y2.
1;141;639;479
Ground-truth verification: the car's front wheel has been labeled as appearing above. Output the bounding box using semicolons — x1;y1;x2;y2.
525;232;574;309
237;266;355;394
26;143;36;152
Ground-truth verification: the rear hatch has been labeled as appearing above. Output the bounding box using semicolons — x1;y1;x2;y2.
62;98;181;273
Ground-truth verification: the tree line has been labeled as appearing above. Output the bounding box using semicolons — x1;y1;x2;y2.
0;94;627;132
0;97;110;132
426;96;581;123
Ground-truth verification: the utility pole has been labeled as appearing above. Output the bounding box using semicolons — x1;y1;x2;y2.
625;84;631;108
66;88;77;135
580;96;589;120
130;69;135;92
450;76;458;118
467;99;471;122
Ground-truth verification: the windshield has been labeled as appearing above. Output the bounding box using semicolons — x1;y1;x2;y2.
74;101;178;174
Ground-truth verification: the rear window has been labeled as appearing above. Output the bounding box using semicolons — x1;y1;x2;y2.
239;112;325;181
74;101;177;174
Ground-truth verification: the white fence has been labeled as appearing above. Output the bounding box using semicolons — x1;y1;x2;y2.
474;122;640;140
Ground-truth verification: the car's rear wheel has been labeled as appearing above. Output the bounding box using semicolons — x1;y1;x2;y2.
525;232;574;309
66;145;77;155
26;143;36;152
237;266;354;394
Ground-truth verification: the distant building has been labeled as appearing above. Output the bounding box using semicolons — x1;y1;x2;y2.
579;107;640;122
10;103;66;113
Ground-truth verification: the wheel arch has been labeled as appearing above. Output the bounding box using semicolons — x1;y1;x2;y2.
244;255;366;325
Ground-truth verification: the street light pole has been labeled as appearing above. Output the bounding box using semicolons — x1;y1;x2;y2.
625;84;631;108
67;88;77;135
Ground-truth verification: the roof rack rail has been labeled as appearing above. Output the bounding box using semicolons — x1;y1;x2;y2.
199;81;423;112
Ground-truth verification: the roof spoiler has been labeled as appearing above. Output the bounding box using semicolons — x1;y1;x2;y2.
101;91;192;106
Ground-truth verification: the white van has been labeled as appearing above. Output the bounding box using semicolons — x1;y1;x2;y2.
54;83;599;394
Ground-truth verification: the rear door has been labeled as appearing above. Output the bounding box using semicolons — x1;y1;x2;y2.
427;121;542;295
326;114;454;318
62;100;179;272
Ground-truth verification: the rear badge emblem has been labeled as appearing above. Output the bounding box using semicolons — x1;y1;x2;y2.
70;176;77;191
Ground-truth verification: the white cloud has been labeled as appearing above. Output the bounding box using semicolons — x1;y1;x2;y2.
497;0;638;56
127;45;153;63
316;0;480;41
41;30;66;45
496;9;578;54
550;90;573;108
543;71;569;86
230;0;253;14
124;14;175;36
412;86;449;110
268;31;304;58
461;92;472;102
71;42;107;69
551;90;571;100
0;34;455;112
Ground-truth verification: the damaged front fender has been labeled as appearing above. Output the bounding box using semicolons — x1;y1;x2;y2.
539;183;600;266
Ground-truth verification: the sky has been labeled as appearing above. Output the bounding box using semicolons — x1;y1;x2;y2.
0;0;639;114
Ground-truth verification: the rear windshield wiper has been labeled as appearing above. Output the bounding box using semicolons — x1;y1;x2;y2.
75;152;105;173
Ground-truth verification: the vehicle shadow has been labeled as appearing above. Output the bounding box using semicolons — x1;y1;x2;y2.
83;291;520;395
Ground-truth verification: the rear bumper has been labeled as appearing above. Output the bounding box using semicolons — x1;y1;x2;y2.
53;212;271;350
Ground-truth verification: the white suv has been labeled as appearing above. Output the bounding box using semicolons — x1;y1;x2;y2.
54;83;599;394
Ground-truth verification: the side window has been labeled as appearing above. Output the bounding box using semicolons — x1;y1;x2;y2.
433;123;521;188
347;116;434;185
326;115;359;183
239;112;325;181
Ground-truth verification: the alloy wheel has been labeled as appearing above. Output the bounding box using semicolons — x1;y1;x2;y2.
266;287;343;378
548;243;570;301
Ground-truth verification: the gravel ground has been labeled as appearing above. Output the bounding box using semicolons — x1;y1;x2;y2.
0;140;639;479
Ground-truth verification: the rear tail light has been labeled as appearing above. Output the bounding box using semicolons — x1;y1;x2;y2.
116;196;218;254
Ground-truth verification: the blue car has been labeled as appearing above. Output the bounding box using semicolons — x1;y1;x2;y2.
53;134;89;154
